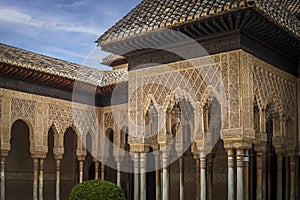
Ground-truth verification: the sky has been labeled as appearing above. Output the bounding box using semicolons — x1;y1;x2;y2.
0;0;141;70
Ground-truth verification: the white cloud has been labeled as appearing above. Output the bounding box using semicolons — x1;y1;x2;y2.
0;8;32;23
0;7;100;35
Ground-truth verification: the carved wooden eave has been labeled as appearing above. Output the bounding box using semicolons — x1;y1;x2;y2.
0;61;126;106
100;8;300;76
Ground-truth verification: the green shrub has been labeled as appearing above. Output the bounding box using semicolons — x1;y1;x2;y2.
69;180;125;200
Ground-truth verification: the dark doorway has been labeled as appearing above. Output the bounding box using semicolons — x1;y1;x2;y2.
146;147;156;200
44;127;56;200
60;127;78;200
7;120;33;200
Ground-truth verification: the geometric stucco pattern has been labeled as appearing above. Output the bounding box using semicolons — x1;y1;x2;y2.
128;50;298;151
11;98;36;126
128;52;230;140
0;88;109;157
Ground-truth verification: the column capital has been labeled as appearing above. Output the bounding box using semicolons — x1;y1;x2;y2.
0;150;9;157
53;147;64;159
254;143;267;152
76;149;87;160
130;144;150;153
223;140;252;150
31;152;47;159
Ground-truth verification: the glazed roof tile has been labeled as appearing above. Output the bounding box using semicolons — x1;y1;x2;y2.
0;43;128;87
98;0;300;45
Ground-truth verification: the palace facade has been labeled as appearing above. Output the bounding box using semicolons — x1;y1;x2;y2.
0;0;299;200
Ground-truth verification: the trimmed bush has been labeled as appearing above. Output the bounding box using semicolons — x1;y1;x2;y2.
69;180;125;200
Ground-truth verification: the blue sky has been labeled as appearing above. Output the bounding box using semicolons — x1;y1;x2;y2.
0;0;141;70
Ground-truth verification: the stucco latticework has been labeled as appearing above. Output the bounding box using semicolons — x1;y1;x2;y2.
126;50;297;154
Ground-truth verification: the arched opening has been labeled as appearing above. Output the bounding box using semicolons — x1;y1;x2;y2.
60;127;78;200
121;126;134;200
167;98;197;200
265;104;277;200
44;127;56;200
146;147;156;200
6;120;33;200
105;128;117;183
84;133;95;180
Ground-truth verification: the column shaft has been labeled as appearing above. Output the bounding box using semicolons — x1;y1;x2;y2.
95;162;99;180
277;154;283;200
134;154;139;200
200;155;206;200
207;154;213;200
101;163;105;180
179;157;184;200
162;152;169;200
285;156;290;200
140;153;146;200
244;150;249;200
39;159;44;200
56;160;60;200
33;158;38;200
155;153;161;200
227;149;235;200
1;157;5;200
256;153;263;200
196;158;200;200
117;161;121;186
79;161;83;183
236;149;244;200
290;156;295;200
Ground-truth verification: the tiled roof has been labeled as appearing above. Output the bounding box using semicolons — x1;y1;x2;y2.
101;69;128;87
0;43;128;87
98;0;300;45
102;54;126;66
283;0;300;13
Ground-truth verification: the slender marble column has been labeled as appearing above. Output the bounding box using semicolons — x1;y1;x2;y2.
140;153;146;200
55;160;60;200
95;162;99;180
285;156;290;200
256;152;264;199
79;161;83;183
155;152;161;200
101;163;105;180
236;149;244;200
134;153;139;200
207;154;213;200
290;155;296;200
277;153;283;200
39;159;44;200
179;157;184;200
200;154;206;200
196;158;200;200
162;151;169;200
117;161;121;186
227;149;235;200
244;150;249;200
1;156;5;200
33;158;39;200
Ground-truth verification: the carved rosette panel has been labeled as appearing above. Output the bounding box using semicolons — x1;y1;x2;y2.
11;98;36;126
